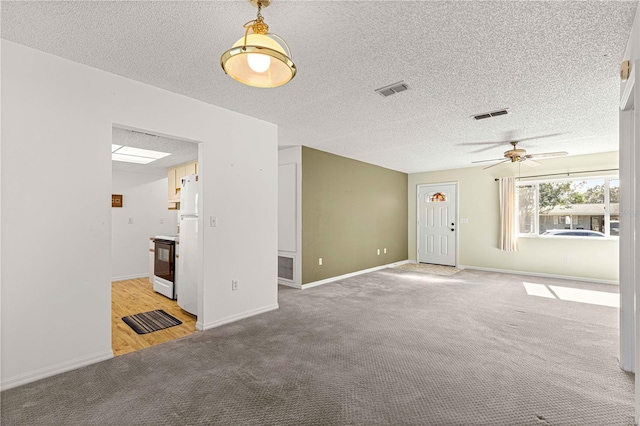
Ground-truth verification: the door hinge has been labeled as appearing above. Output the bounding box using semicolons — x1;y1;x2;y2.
621;60;631;81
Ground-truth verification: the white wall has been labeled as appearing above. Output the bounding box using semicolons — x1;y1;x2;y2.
278;146;302;287
1;40;278;389
408;151;619;283
111;171;178;281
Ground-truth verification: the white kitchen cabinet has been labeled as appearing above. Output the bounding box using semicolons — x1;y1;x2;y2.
168;161;197;207
168;169;177;202
185;161;197;177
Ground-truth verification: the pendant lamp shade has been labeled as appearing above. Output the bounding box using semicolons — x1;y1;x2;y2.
221;33;296;88
220;0;296;88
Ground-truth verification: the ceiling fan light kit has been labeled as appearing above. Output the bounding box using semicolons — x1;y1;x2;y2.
470;138;568;170
504;142;526;161
220;0;296;88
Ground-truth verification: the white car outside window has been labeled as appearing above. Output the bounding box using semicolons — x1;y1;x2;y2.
541;229;605;237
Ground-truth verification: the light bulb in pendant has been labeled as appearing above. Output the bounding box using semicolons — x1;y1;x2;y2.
247;53;271;73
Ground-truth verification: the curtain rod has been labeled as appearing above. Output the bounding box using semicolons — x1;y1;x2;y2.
494;168;619;181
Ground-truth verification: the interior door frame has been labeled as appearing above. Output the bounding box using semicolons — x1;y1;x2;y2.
416;182;459;266
619;59;636;377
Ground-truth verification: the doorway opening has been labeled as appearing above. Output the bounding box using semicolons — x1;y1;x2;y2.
110;126;199;356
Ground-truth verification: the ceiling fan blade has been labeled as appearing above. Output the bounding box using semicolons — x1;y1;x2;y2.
468;144;508;154
528;151;568;158
554;135;597;143
462;132;564;150
482;159;510;170
458;141;506;153
471;158;506;164
515;132;565;143
521;158;541;167
458;141;504;146
502;130;517;143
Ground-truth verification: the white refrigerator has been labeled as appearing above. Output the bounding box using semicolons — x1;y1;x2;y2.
177;173;199;315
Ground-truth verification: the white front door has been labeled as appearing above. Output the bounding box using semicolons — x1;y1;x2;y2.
417;183;457;266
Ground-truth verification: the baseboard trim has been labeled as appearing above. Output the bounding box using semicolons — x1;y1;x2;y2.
111;273;149;282
196;303;280;331
458;264;619;286
301;260;411;290
278;280;301;289
1;350;114;391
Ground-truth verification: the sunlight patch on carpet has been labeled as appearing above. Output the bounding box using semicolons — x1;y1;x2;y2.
523;282;619;308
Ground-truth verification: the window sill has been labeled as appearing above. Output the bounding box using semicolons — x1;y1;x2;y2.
519;234;619;241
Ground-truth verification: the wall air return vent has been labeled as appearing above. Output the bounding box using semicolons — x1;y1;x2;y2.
375;81;409;97
278;256;294;281
472;108;509;120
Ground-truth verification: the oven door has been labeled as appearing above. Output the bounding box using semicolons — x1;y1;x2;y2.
154;239;175;283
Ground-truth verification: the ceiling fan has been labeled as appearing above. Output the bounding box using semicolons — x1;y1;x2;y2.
467;133;568;170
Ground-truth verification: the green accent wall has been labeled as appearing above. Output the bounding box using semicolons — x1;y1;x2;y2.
301;147;408;284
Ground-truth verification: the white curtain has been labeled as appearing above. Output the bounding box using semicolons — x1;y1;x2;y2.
499;176;519;252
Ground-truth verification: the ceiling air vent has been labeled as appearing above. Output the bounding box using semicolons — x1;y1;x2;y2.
130;129;159;137
375;81;409;97
472;108;509;120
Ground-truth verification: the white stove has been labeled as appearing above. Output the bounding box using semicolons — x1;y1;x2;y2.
155;235;179;241
153;235;179;299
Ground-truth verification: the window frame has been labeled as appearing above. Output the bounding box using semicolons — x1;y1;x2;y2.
516;174;619;239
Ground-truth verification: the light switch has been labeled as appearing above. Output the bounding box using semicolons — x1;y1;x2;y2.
210;216;217;227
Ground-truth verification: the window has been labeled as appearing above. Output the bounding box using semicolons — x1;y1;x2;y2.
428;192;447;202
517;177;619;237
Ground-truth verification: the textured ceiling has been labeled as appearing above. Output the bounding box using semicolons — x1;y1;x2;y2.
112;127;198;176
2;1;637;173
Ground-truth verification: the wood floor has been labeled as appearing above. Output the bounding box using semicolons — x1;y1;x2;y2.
112;278;197;356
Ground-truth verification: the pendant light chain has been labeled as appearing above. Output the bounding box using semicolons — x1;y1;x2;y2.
241;4;269;48
252;3;269;35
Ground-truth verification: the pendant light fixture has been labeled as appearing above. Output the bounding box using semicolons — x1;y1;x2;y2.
220;0;296;88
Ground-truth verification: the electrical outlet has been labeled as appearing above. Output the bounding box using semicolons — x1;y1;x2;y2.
232;280;239;291
384;248;387;254
159;218;164;224
377;249;380;255
128;218;133;225
319;258;323;266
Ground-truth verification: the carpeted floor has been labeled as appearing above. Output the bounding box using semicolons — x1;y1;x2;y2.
393;262;462;276
1;269;632;425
